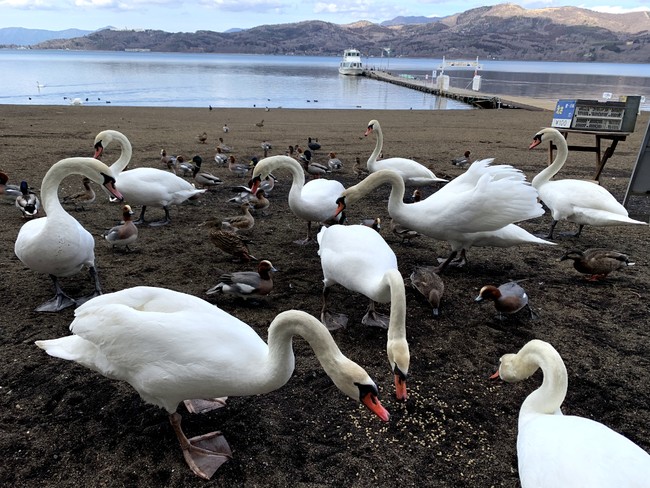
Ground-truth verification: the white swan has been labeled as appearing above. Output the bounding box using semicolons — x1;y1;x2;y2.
492;339;650;487
529;127;647;238
14;157;123;312
365;119;447;186
317;225;409;400
251;155;345;244
335;162;552;271
35;286;390;480
93;130;206;226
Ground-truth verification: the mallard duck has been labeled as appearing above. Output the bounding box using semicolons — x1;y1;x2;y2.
93;130;206;226
317;224;410;400
560;248;634;280
475;280;536;320
206;260;277;300
529;128;647;238
14;157;123;312
61;177;96;211
1;171;23;201
191;155;223;190
251;155;345;245
16;181;40;218
214;147;228;165
307;137;321;151
222;203;255;232
364;120;447;186
491;339;650;487
409;266;444;316
36;286;389;480
206;221;257;262
104;204;138;251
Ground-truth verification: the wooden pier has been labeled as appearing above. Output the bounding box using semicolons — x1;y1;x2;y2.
363;70;557;111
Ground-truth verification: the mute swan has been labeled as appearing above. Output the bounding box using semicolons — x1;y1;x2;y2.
93;130;206;226
335;162;552;272
206;260;276;300
475;281;536;320
35;286;389;480
529;127;647;238
14;157;123;312
317;225;410;400
104;204;138;251
251;155;345;245
365;119;447;186
560;248;634;280
491;339;650;487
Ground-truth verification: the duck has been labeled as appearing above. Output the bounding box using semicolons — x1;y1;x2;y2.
35;286;390;480
191;155;223;190
218;137;232;153
222;203;255;232
207;260;277;301
261;140;272;156
317;224;410;400
228;155;251;178
491;339;650;487
14;157;123;312
327;152;343;171
403;188;421;204
104;204;138;252
389;218;420;244
475;280;536;320
222;123;229;133
334;162;552;272
364;120;447;186
529;127;647;238
198;132;208;144
204;220;257;262
214;147;229;165
160;148;176;169
251;155;345;245
360;217;381;232
1;171;24;201
174;156;195;177
560;248;634;281
451;150;472;167
93;130;206;226
61;177;96;211
409;266;444;316
352;156;369;179
307;137;321;151
255;119;264;128
16;181;40;218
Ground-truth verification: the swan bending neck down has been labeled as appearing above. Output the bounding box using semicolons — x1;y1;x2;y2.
93;129;206;226
529;127;647;238
14;157;123;312
492;339;650;487
251;155;345;244
35;286;389;480
364;119;447;186
335;166;551;272
317;224;409;400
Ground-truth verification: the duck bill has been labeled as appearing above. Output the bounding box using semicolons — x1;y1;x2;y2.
361;392;390;422
394;374;408;401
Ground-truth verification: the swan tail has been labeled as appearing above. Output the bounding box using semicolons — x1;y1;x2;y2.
35;335;96;362
573;208;648;227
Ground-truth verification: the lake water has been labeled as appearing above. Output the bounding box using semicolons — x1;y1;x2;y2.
1;50;649;111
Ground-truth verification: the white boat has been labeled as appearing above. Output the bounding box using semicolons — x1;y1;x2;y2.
338;49;363;76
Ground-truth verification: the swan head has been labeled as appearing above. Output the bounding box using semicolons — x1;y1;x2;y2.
529;127;563;150
387;340;410;401
490;339;557;383
93;130;120;158
333;196;347;221
365;119;380;137
332;363;389;422
98;171;123;202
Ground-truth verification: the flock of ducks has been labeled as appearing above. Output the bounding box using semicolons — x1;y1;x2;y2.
6;120;649;483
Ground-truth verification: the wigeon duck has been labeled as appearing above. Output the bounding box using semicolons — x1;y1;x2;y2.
327;152;343;171
36;286;388;480
364;120;447;186
222;203;255;232
560;248;634;281
1;171;23;201
491;339;650;487
16;181;40;218
206;260;277;301
451;150;471;167
475;281;536;320
104;204;138;252
228;156;251;178
61;177;96;211
529;128;647;238
409;266;444;316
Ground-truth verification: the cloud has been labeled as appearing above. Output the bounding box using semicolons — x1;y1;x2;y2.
200;0;287;13
588;5;650;14
0;0;57;8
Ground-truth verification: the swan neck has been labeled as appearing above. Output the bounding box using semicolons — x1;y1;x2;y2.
520;343;568;416
384;269;407;341
346;170;406;214
367;124;383;168
109;131;133;174
532;133;568;189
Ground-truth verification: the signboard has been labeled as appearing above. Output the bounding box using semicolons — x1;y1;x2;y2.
551;99;576;129
623;119;650;209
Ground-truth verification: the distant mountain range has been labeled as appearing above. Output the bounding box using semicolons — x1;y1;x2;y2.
3;4;650;63
0;27;105;46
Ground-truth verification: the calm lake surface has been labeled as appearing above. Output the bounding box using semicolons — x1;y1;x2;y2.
1;50;649;111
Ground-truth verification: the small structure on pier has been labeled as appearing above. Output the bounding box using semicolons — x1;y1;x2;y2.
435;56;483;92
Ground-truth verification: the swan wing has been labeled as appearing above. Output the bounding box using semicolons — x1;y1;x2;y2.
293;179;344;221
116;168;205;205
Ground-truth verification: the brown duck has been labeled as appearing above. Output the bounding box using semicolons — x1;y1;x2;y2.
475;281;536;320
206;220;257;263
560;249;634;281
222;203;255;232
409;266;444;316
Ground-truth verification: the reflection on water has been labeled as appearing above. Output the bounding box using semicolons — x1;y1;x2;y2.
0;50;648;111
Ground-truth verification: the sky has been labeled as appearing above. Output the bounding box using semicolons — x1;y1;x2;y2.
1;0;649;33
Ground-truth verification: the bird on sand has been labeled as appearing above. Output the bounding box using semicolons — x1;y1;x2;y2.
475;280;537;320
206;260;277;301
104;204;138;252
560;249;634;281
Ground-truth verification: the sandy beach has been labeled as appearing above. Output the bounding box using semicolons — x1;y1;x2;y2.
1;105;649;487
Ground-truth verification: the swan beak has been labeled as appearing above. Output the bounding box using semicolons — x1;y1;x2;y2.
249;175;261;194
93;141;104;159
529;134;543;150
489;370;500;380
361;391;390;422
334;197;346;218
102;173;123;202
364;126;373;137
394;374;408;401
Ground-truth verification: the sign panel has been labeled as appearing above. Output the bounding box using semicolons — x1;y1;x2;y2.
624;119;650;208
551;99;576;129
